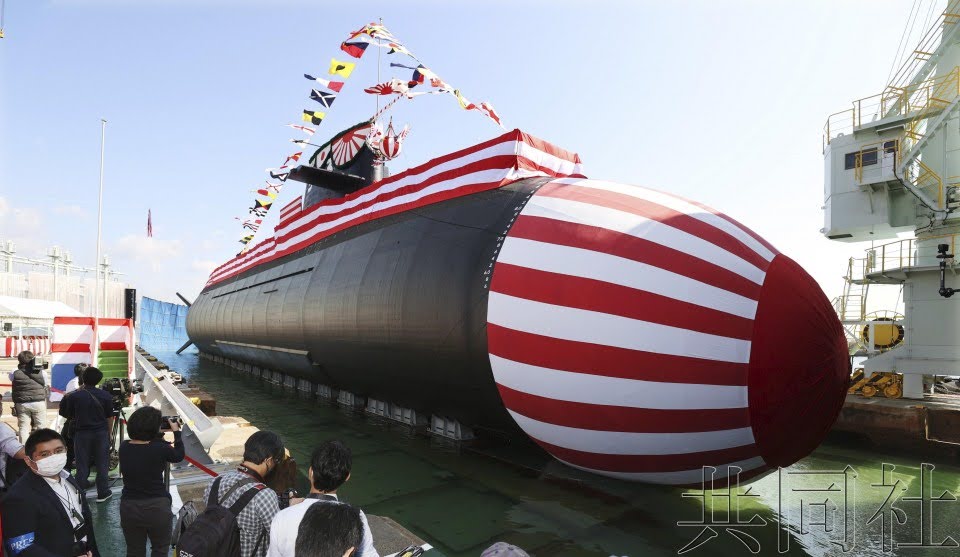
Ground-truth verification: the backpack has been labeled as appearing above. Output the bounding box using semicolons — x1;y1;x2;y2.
175;476;266;557
171;501;199;548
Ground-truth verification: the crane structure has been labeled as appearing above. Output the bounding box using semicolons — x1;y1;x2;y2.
824;0;960;398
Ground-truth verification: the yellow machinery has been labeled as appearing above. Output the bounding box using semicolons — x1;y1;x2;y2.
849;368;903;399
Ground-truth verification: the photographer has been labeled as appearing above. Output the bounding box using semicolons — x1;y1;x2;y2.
118;406;185;557
62;363;88;472
1;428;100;556
11;350;49;442
58;367;113;503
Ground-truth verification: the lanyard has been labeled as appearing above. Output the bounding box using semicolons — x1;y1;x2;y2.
236;464;265;483
50;479;83;524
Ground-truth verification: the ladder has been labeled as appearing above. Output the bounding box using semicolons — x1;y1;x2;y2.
837;257;869;323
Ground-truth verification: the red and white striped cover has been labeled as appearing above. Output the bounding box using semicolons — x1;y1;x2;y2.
207;130;584;286
48;317;134;400
2;337;51;358
50;317;95;401
487;177;848;485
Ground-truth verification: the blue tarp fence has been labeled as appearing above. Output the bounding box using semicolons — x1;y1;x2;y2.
138;296;194;353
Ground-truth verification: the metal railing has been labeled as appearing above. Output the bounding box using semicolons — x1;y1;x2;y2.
823;0;960;152
902;157;945;208
855;233;960;276
887;1;960;103
823;67;960;150
852;139;898;184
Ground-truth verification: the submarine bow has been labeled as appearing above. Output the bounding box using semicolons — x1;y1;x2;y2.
188;130;848;485
486;178;849;485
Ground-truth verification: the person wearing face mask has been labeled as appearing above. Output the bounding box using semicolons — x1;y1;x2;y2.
0;428;100;557
201;431;284;557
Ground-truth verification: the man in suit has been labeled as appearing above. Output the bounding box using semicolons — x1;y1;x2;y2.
1;428;100;557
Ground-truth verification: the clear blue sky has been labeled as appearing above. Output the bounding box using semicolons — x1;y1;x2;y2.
0;1;918;305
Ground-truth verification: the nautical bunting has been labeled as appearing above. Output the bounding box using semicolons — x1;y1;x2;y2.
479;102;503;127
310;89;337;108
328;58;356;78
364;79;410;96
283;152;302;166
252;188;278;200
235;217;263;232
453;89;474;109
390;63;447;89
304;75;344;92
286;124;315;136
302;110;325;125
340;40;369;59
348;22;398;43
237;20;504;250
367;28;503;127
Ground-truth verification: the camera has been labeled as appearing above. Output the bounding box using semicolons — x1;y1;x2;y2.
70;541;89;557
279;487;299;510
102;377;143;398
101;378;144;415
160;415;181;431
31;361;49;372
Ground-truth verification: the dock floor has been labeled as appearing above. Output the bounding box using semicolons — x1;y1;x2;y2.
0;357;434;556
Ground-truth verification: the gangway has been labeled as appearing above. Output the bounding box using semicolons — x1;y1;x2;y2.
133;351;222;465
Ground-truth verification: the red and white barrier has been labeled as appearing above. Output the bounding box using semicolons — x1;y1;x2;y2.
50;317;96;400
2;336;52;358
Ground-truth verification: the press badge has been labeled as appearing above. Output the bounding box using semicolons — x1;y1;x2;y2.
7;532;35;555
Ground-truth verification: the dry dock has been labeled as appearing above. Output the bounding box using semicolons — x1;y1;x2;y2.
833;392;960;457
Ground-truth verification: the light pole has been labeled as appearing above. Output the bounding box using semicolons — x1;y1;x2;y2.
94;118;106;364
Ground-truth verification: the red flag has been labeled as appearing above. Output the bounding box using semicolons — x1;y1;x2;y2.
147;209;153;237
479;102;503;127
340;40;369;59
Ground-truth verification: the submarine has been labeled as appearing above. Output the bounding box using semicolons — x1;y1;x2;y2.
187;123;849;485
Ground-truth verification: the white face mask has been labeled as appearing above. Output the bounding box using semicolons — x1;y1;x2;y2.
33;453;67;477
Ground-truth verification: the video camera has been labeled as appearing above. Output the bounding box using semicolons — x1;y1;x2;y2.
102;377;143;398
101;377;144;414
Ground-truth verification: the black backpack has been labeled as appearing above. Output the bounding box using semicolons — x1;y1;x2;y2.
175;476;266;557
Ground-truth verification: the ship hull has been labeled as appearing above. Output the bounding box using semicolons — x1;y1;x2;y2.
187;177;551;433
189;130;850;485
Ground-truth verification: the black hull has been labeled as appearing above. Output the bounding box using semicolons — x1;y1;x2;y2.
187;177;551;433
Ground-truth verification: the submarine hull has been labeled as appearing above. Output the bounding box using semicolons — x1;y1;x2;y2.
187;177;551;433
189;130;849;484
